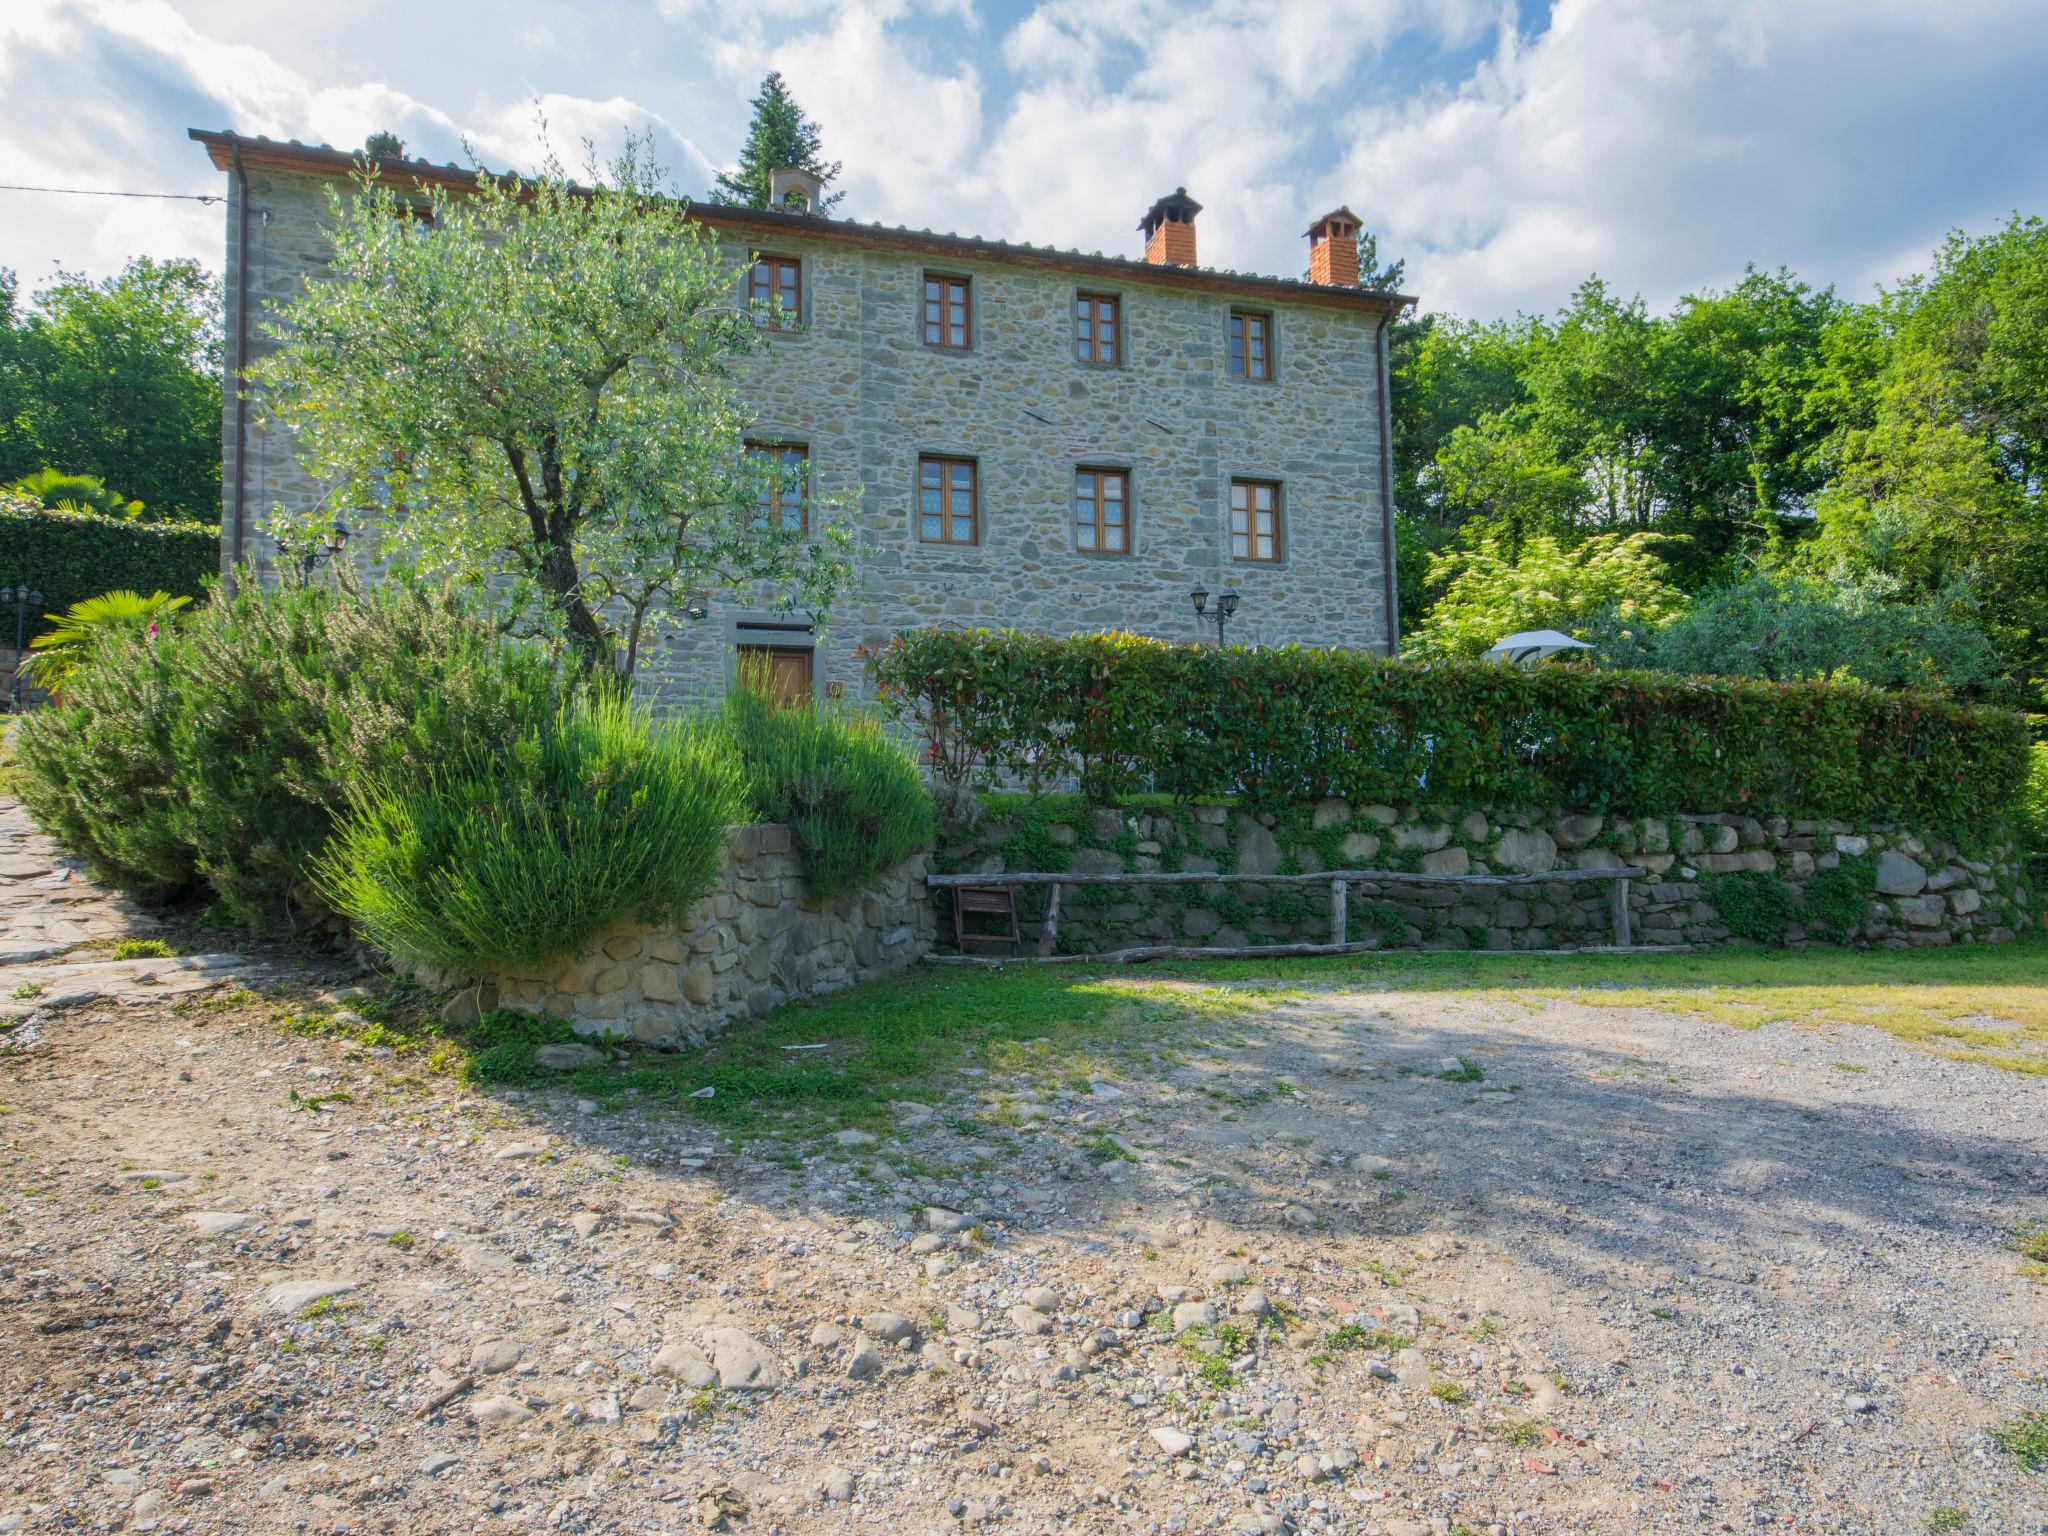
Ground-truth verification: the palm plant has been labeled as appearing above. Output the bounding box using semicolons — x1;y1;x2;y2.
19;590;190;691
7;468;146;519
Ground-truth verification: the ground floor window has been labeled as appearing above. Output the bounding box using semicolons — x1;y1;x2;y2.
1074;467;1129;553
1230;478;1281;562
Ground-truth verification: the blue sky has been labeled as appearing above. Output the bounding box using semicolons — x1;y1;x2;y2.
4;0;2047;321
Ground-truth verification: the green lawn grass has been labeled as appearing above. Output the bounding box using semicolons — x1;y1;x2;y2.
457;966;1306;1139
1155;937;2048;1073
1150;935;2048;1076
287;928;2048;1143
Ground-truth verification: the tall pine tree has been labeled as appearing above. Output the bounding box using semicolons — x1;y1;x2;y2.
711;72;844;212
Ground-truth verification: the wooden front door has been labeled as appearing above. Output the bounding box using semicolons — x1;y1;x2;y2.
738;644;813;705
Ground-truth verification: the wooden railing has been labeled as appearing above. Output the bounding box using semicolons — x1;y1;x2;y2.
925;865;1649;962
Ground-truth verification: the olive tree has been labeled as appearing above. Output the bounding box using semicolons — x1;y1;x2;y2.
255;137;851;678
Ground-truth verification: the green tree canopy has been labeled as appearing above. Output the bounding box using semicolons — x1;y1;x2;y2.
1806;215;2048;704
254;136;853;679
711;72;845;212
1407;525;1688;660
0;257;221;523
1606;568;2001;693
1389;218;2045;703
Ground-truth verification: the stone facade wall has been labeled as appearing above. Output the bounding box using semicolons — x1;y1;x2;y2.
940;799;2029;953
479;825;932;1044
214;162;1394;708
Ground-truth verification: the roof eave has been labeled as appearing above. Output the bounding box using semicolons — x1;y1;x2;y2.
187;128;1417;314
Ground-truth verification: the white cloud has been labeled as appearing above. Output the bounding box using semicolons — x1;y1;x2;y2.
737;3;987;218
1334;0;2048;316
0;0;715;283
465;94;717;186
3;0;2046;325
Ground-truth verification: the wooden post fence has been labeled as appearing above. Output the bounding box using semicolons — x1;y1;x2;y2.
927;864;1656;965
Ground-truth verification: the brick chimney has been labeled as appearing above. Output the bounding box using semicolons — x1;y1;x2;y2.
1139;188;1202;268
1305;207;1363;287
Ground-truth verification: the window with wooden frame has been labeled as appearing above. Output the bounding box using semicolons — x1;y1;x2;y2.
744;442;808;534
1073;468;1129;554
1228;310;1273;380
923;274;971;349
1074;292;1120;365
918;455;977;544
1229;478;1281;562
748;256;801;328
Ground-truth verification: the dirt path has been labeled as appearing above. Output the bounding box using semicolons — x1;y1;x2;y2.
2;801;2045;1536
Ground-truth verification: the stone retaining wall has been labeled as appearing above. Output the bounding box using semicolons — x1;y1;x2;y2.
940;799;2028;953
481;824;933;1043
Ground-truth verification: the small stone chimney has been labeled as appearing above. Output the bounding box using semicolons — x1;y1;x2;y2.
1139;188;1202;268
768;166;826;214
1305;207;1363;287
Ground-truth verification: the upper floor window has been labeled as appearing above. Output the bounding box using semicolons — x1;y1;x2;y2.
749;256;801;328
1230;478;1280;562
918;455;978;544
1228;310;1273;381
923;275;971;349
1075;292;1120;365
745;441;808;533
1074;468;1129;553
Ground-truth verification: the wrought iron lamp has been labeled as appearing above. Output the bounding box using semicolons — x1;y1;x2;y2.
6;584;44;712
299;519;351;580
1189;586;1240;646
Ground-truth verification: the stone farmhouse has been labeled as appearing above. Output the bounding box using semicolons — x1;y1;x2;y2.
190;129;1412;704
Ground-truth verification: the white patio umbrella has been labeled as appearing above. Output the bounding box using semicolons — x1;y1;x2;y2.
1482;629;1594;665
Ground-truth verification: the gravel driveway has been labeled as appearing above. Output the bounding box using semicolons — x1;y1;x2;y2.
2;802;2045;1536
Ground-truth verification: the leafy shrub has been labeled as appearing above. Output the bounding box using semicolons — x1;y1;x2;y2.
12;576;564;928
164;580;563;928
724;675;935;901
1802;853;1878;942
1638;569;2002;694
317;696;743;979
0;490;217;615
1706;853;1880;945
865;629;2031;830
1702;869;1799;944
12;625;192;900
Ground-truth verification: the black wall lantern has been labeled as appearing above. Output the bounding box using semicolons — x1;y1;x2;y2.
299;519;352;580
1190;586;1239;646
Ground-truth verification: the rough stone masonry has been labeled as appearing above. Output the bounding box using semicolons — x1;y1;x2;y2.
942;799;2026;954
464;825;934;1044
191;130;1408;709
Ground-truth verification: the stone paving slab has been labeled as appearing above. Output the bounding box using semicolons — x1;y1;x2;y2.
0;798;236;1008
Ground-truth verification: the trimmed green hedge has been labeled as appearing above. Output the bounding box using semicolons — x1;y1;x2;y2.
865;629;2032;829
0;492;218;617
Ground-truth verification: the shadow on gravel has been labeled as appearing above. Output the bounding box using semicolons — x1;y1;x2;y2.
478;966;2048;1309
1142;999;2046;1288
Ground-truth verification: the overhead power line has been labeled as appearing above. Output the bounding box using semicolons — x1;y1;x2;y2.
0;183;221;204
